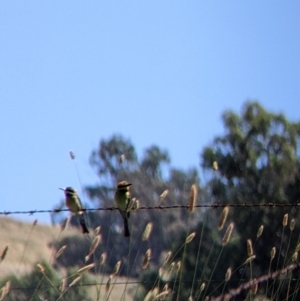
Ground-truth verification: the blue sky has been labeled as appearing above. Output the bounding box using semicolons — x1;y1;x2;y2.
0;1;299;224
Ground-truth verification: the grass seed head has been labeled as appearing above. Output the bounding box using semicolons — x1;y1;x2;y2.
159;265;174;281
222;223;234;246
152;287;159;295
159;189;169;202
162;284;170;299
185;232;196;244
144;287;159;301
158;267;164;280
100;252;107;265
168;262;175;272
119;154;126;164
0;288;5;301
60;278;67;293
4;281;10;295
154;291;170;300
142;222;153;241
199;282;206;293
292;251;298;262
106;275;112;292
55;245;67;259
0;287;5;301
85;235;102;262
69;151;75;160
112;260;121;275
94;226;101;236
225;267;232;281
69;276;82;287
213;161;218;171
162;251;172;266
218;206;229;231
176;261;181;273
271;247;276;261
77;263;95;274
256;225;264;238
244;255;256;265
158;263;174;282
290;219;295;231
283;213;288;227
0;281;11;299
37;263;45;274
247;239;253;256
142;249;151;269
188;184;197;213
0;245;9;262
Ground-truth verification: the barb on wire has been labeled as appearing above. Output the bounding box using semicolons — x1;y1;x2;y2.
1;202;299;216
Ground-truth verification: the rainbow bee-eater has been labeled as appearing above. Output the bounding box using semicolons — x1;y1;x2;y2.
59;187;89;234
114;181;132;237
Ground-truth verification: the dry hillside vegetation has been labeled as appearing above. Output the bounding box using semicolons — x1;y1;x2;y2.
0;217;136;301
0;217;78;277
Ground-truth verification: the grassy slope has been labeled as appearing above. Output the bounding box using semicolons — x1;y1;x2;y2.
0;217;135;301
0;216;75;277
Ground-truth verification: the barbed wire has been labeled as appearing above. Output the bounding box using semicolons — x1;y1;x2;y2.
1;202;300;216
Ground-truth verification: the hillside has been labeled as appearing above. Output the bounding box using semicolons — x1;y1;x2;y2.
0;217;69;276
0;217;136;301
0;217;77;276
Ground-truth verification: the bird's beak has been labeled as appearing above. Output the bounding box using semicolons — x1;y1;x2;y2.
127;183;132;186
59;187;65;191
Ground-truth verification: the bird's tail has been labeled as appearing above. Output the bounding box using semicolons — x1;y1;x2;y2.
79;214;89;234
123;217;130;237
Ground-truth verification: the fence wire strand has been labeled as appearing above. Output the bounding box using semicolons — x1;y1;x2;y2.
1;202;300;299
1;202;300;216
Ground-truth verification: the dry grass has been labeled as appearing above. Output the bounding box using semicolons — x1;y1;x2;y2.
0;217;137;301
1;211;296;301
0;217;79;277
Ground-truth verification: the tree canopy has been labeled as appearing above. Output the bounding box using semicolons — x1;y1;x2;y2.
48;101;300;301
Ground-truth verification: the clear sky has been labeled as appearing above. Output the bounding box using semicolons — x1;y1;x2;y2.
0;1;299;224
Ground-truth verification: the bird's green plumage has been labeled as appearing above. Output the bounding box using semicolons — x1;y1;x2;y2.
66;193;83;213
114;181;132;237
60;187;89;234
114;189;130;212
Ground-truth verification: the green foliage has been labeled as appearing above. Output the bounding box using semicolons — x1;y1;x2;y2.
84;134;202;276
200;101;300;300
47;101;300;301
201;101;300;204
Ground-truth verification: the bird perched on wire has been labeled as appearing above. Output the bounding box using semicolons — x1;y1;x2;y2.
59;187;89;234
114;181;132;237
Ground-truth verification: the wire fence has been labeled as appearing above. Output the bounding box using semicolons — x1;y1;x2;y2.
1;202;299;300
1;202;300;216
